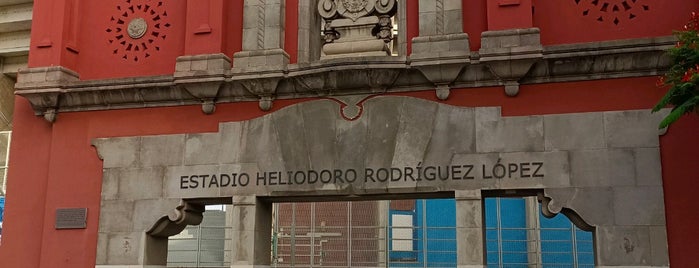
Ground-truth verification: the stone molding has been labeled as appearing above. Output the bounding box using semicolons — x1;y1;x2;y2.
14;36;675;121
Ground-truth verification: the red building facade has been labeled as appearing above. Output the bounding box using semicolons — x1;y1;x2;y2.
1;0;698;267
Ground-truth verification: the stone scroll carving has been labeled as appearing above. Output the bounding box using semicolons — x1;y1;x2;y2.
146;201;205;238
318;0;397;58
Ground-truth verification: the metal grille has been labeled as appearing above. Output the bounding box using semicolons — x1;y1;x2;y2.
485;197;595;268
272;200;458;268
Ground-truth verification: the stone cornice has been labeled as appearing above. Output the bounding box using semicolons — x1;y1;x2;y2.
15;36;675;120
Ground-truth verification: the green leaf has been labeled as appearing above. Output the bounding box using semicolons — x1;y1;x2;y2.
658;96;699;129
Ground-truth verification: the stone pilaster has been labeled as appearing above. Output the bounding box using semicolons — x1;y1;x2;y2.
232;0;289;111
455;190;486;267
410;0;470;100
230;195;272;268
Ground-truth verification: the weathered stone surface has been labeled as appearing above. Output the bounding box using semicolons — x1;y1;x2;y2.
604;110;662;148
569;149;635;187
301;100;338;170
614;186;665;226
218;122;245;164
140;135;184;167
101;168;120;201
649;225;669;266
272;105;310;171
544;112;605;150
423;104;475;165
117;167;165;201
476;108;544;153
184;133;221;166
99;200;134;233
634;147;663;186
105;232;142;265
94;137;141;168
597;226;653;266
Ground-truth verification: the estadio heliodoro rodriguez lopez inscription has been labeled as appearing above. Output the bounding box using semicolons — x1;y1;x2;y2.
178;162;545;189
163;151;565;198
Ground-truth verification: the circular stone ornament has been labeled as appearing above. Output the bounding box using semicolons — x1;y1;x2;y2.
127;17;148;39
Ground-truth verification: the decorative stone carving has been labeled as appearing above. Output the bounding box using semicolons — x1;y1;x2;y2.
127;17;148;39
318;0;397;59
147;201;205;238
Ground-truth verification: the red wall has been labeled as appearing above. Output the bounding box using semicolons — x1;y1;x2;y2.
534;0;699;45
1;77;698;267
9;0;699;267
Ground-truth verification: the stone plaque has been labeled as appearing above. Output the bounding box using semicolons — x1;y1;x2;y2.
55;208;87;229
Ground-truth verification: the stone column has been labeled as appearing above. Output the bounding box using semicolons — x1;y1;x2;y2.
232;0;289;111
455;190;486;268
230;195;273;268
410;0;470;100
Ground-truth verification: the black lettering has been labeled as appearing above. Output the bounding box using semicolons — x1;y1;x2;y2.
376;168;389;182
508;164;518;178
200;175;210;188
390;168;402;182
320;170;332;183
365;168;375;182
404;167;415;181
283;171;292;185
308;170;318;184
424;166;436;181
294;171;306;184
519;163;531;178
268;172;278;186
346;169;357;183
256;172;266;186
189;175;200;188
180;176;189;189
231;174;238;187
463;165;475;179
437;166;449;180
208;174;219;188
334;170;345;184
532;162;544;178
482;165;492;179
239;173;250;186
492;162;506;179
220;174;231;187
451;165;462;180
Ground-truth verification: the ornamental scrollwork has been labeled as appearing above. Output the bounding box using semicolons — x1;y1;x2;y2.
318;0;397;44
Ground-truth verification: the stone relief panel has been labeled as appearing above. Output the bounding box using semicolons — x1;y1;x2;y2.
318;0;397;58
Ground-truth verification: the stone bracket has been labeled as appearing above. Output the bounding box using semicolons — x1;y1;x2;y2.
479;28;543;97
237;77;283;111
538;192;595;232
410;33;471;100
14;66;79;122
146;200;205;238
174;54;231;114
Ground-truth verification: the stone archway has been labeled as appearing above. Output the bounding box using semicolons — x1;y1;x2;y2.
93;96;669;267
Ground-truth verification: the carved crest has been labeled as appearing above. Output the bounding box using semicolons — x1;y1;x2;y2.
336;0;375;21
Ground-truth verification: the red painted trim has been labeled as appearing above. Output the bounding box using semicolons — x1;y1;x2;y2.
285;0;299;64
405;0;418;55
